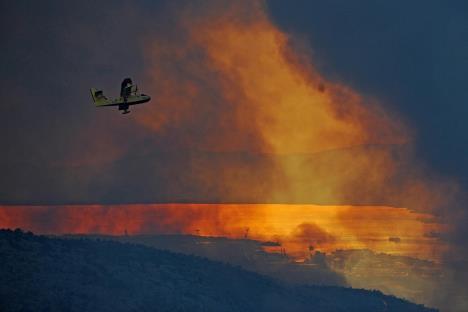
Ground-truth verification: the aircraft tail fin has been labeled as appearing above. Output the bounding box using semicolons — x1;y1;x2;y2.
90;88;108;106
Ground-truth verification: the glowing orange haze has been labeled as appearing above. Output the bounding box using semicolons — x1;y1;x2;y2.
0;204;445;261
137;1;407;153
130;0;451;211
0;1;452;264
128;0;453;253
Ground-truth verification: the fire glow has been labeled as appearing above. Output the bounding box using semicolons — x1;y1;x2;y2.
0;1;453;269
0;204;445;261
128;0;456;214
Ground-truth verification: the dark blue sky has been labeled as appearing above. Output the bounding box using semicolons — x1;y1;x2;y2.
0;0;467;204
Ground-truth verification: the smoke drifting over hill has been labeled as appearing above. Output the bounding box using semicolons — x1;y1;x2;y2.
0;1;467;310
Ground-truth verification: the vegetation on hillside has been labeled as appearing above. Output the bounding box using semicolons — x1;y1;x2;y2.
0;229;437;312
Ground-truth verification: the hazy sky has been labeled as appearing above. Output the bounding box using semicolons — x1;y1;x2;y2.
1;0;467;204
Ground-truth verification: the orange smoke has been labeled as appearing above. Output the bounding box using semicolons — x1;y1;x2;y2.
79;1;454;262
1;1;454;267
137;0;407;153
0;204;445;261
126;0;458;212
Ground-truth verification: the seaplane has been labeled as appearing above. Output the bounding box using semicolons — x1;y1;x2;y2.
90;78;151;114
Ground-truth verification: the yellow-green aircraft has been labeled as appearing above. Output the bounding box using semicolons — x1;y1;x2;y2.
90;78;151;114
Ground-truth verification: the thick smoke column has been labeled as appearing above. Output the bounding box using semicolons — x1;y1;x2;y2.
133;0;458;213
132;2;466;308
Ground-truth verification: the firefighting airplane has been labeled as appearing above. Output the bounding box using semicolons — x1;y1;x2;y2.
90;78;151;114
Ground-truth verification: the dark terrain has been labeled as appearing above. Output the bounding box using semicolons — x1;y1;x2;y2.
0;229;436;312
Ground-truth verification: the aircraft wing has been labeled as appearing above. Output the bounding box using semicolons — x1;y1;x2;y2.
90;88;123;107
90;84;150;115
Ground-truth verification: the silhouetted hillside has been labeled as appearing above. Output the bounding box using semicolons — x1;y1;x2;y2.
66;234;445;308
71;233;347;286
0;229;436;312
